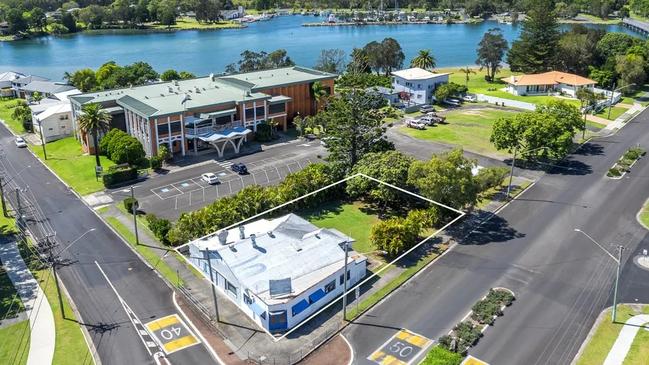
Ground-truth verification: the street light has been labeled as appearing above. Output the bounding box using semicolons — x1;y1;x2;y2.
506;145;549;198
607;83;636;120
57;228;96;256
574;228;625;322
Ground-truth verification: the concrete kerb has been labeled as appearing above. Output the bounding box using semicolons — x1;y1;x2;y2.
570;305;615;365
340;334;355;365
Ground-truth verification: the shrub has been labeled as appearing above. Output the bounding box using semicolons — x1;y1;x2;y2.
111;136;146;166
255;122;273;142
102;166;138;187
421;346;463;365
475;166;509;192
453;321;481;348
123;197;139;214
100;128;128;157
150;156;162;170
486;289;515;306
370;216;421;257
146;214;172;245
158;144;171;161
437;335;455;352
471;299;502;325
607;167;621;177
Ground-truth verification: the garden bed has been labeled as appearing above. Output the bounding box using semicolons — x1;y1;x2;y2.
606;146;645;179
438;288;515;355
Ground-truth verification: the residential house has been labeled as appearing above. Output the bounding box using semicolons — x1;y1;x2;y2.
0;71;26;97
70;66;336;158
502;71;597;97
20;80;76;100
390;67;450;105
11;75;50;98
187;213;367;333
29;89;81;142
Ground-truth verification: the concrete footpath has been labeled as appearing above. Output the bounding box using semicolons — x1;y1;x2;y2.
0;240;55;365
603;313;649;365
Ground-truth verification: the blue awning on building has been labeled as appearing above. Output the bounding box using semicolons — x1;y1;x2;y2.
308;288;325;304
249;301;265;317
291;299;309;316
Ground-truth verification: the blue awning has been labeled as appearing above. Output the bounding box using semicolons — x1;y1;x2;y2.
308;288;325;304
249;301;265;317
291;299;309;316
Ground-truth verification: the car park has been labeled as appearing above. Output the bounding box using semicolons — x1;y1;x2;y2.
231;162;248;175
405;119;426;130
201;172;220;185
15;137;27;148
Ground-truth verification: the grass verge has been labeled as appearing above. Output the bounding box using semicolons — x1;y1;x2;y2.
105;216;184;286
576;305;649;365
420;346;463;365
145;17;242;30
0;98;27;135
595;106;628;121
31;137;114;195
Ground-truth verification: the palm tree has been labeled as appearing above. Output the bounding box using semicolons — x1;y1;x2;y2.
410;50;436;70
77;103;111;168
312;81;328;110
458;67;476;87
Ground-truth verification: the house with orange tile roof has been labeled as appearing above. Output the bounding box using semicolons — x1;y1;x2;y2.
502;71;597;98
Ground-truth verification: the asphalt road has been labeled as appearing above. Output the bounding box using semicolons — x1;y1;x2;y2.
0;125;215;364
346;112;649;364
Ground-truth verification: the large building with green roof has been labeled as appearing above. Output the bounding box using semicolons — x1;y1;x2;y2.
70;66;335;157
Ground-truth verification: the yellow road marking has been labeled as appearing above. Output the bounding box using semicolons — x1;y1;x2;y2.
163;335;199;353
461;355;490;365
405;334;429;347
146;315;180;331
369;350;386;361
381;355;406;365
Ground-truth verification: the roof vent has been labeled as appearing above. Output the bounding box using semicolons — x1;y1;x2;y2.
173;80;179;86
168;86;173;93
209;73;215;81
239;225;245;239
195;86;200;93
267;231;274;238
250;233;257;248
217;230;228;245
160;93;164;97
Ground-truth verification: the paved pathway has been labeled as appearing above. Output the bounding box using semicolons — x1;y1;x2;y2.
0;240;55;365
603;314;649;365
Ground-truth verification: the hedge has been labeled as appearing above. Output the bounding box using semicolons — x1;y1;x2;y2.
146;214;172;245
123;197;138;214
102;166;138;188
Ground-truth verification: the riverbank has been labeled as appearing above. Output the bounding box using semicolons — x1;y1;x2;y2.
303;19;483;26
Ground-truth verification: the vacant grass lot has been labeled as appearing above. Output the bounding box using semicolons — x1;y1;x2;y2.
576;305;649;365
32;137;114;195
302;201;380;254
439;67;582;108
400;107;518;159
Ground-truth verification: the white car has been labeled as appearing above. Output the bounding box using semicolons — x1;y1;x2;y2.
15;137;27;148
405;119;426;130
463;94;478;102
201;172;220;185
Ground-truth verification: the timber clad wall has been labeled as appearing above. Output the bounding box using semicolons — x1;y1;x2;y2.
260;79;334;122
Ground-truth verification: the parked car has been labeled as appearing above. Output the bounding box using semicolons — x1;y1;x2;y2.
201;172;220;185
444;98;461;107
463;94;478;103
231;162;248;175
405;119;426;130
419;104;436;113
419;115;437;126
15;137;27;148
427;112;446;123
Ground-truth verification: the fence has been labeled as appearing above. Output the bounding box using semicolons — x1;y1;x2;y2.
475;94;536;110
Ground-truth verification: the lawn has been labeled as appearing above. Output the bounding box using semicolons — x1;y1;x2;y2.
595;106;628;121
639;200;649;229
145;17;242;30
438;67;582;108
32;137;114;196
301;201;380;254
400;107;518;159
0;214;23;320
0;320;30;365
576;305;649;365
420;346;463;365
0;98;28;135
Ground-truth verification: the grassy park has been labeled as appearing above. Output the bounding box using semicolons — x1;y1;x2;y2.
576;305;649;365
400;107;518;159
145;17;242;30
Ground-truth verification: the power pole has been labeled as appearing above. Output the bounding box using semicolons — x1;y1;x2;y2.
47;235;65;318
202;249;220;321
506;145;518;199
612;244;625;322
38;121;47;160
0;176;6;217
342;241;349;321
131;186;139;245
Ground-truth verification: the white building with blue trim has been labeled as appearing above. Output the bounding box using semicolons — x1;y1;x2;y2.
187;214;367;333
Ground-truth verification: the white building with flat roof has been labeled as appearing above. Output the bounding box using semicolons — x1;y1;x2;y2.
391;67;450;105
187;214;367;333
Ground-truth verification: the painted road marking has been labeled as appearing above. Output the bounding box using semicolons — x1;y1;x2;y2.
367;329;432;365
461;355;489;365
145;314;201;355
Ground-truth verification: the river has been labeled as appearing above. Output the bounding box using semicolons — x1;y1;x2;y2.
0;16;641;80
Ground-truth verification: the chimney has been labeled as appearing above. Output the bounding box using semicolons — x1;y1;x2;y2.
250;234;257;247
239;225;245;239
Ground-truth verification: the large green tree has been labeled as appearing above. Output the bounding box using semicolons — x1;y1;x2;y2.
475;28;508;81
410;49;436;70
507;0;560;73
407;148;480;211
315;90;393;169
615;53;647;94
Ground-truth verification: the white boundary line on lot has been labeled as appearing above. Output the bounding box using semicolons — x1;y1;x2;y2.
173;172;466;342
